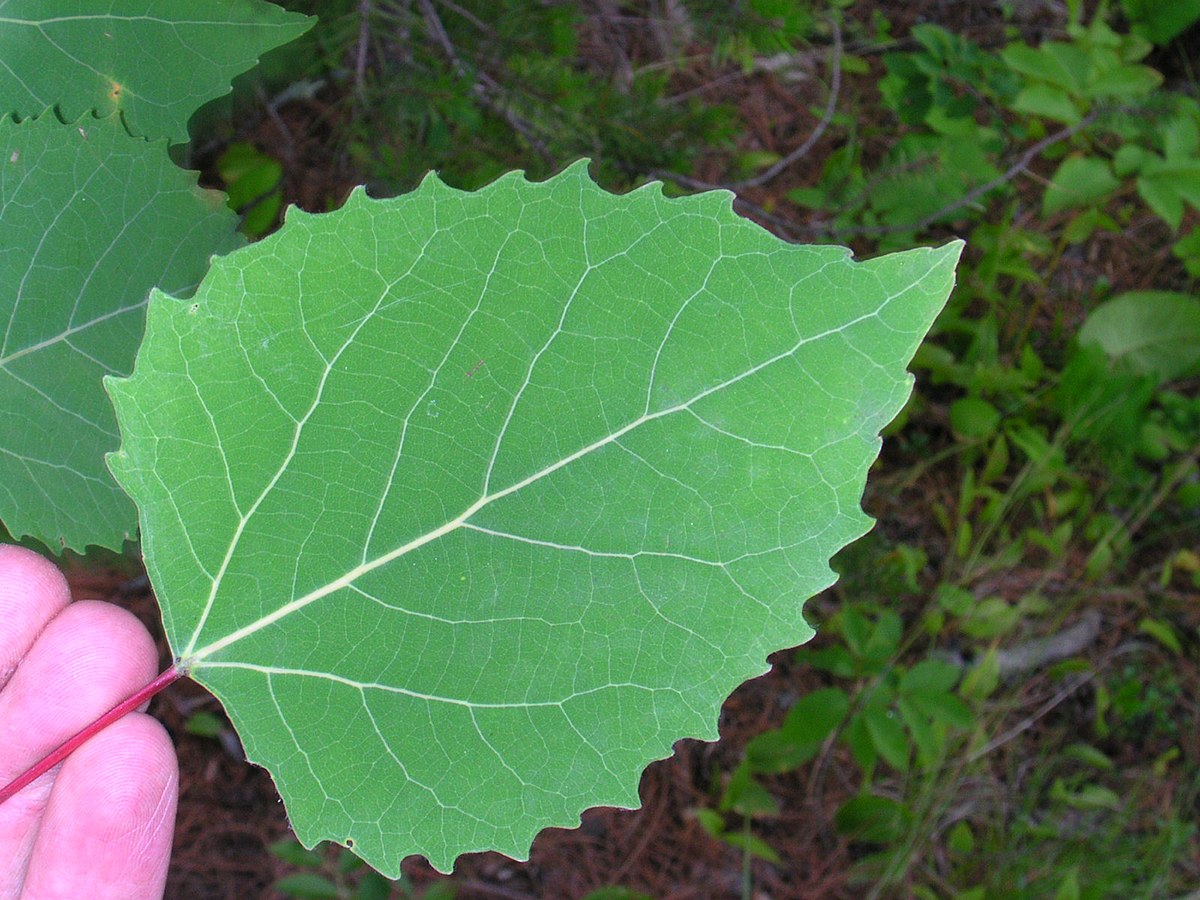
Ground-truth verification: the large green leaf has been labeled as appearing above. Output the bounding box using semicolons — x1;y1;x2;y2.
106;162;961;874
1078;290;1200;382
0;112;241;551
0;1;313;142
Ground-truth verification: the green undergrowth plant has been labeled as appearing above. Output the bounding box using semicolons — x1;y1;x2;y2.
269;836;456;900
269;833;653;900
271;0;742;193
798;4;1200;588
702;535;1198;897
0;0;962;885
699;555;988;894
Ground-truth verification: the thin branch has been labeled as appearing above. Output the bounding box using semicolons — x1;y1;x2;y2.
824;111;1101;238
417;0;467;77
256;83;296;165
656;109;1093;244
433;0;491;33
666;70;747;104
355;0;373;101
1108;442;1200;551
416;0;555;165
921;111;1099;224
967;641;1137;763
731;17;843;190
0;667;185;806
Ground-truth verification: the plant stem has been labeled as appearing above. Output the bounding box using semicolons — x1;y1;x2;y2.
0;665;185;806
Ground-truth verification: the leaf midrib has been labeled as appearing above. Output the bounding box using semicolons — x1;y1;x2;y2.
181;287;909;668
0;300;148;369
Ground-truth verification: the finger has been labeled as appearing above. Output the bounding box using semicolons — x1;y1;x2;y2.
0;601;158;893
0;546;71;693
23;713;177;900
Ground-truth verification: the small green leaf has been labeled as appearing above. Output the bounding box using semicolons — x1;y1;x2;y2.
1139;617;1183;654
745;687;849;773
1063;208;1119;244
1079;291;1200;382
946;820;975;855
1164;114;1200;160
908;691;974;730
1054;867;1081;900
900;659;960;695
183;710;225;738
1137;173;1187;229
1062;742;1114;770
845;713;878;770
692;808;726;838
720;761;779;817
936;584;976;617
897;696;941;765
273;873;340;899
268;838;325;868
1124;0;1200;43
1002;44;1079;90
960;649;1000;700
864;705;910;771
1050;779;1121;811
353;871;393;900
1113;144;1149;177
582;889;654;900
1153;746;1181;776
1089;64;1162;99
840;606;872;658
804;644;857;678
954;519;973;559
979;434;1010;485
961;597;1019;639
1010;84;1082;123
1172;229;1200;277
720;829;782;863
865;609;904;663
949;397;1001;440
1042;155;1120;215
834;794;911;844
218;142;284;238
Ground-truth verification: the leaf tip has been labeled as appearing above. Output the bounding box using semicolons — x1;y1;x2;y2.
943;237;967;260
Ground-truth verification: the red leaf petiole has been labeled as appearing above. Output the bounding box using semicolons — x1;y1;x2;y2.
0;665;185;806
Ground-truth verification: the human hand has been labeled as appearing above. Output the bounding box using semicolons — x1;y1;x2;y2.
0;545;177;899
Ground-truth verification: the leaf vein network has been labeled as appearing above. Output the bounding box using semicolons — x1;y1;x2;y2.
183;233;940;668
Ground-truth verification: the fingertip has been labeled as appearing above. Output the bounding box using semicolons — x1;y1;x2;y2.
0;599;163;781
0;546;71;689
68;713;179;840
0;545;70;604
25;713;178;899
20;601;160;714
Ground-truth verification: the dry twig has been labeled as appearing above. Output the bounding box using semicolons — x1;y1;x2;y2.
731;17;843;190
416;0;555;165
355;0;373;101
